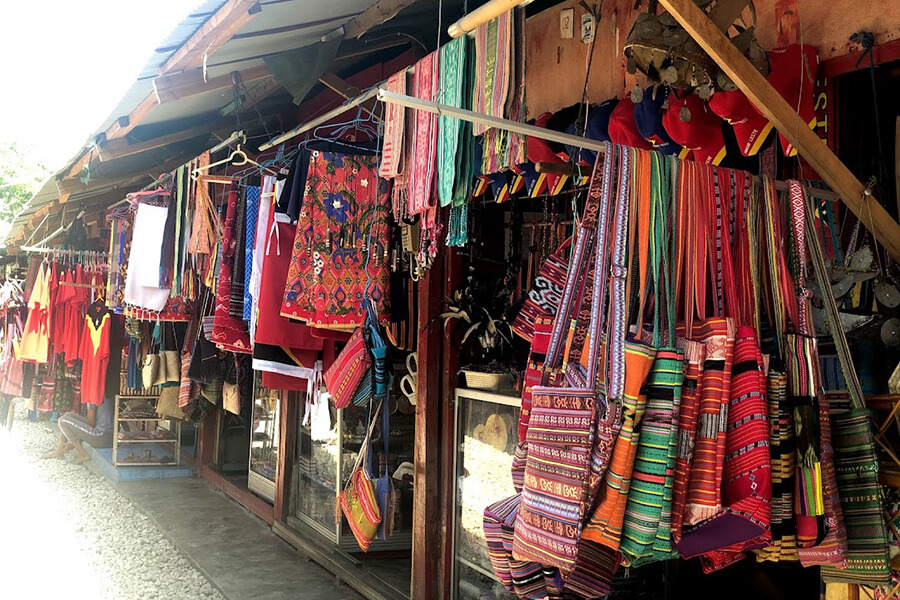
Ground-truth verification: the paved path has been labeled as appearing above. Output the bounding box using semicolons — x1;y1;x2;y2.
0;406;358;600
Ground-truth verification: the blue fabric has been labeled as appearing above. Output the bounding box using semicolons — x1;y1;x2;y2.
243;185;260;322
634;86;683;155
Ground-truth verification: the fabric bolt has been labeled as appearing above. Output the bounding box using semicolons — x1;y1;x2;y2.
678;317;735;532
212;188;252;353
242;185;260;322
124;202;172;312
407;51;440;215
821;409;891;586
438;36;467;207
695;327;772;570
378;71;407;179
755;368;800;562
79;314;111;406
619;348;685;566
280;152;391;328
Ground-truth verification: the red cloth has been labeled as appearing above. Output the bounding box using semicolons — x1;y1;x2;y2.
79;313;110;405
262;371;309;391
255;211;323;351
63;266;90;365
212;188;252;353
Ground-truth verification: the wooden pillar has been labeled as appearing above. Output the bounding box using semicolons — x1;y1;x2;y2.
440;248;463;598
412;250;444;600
657;0;900;263
274;390;298;522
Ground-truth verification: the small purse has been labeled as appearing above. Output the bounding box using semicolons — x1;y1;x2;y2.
338;401;382;552
511;239;571;343
324;328;371;409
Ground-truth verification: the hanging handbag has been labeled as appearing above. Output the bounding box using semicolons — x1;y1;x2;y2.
511;238;571;342
338;399;382;552
513;144;620;580
324;327;371;409
142;322;163;388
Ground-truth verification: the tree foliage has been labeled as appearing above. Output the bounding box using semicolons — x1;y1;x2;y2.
0;143;51;226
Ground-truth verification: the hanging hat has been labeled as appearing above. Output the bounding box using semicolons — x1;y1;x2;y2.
766;43;819;157
577;98;619;164
608;98;653;150
524;112;568;197
663;93;727;165
633;85;686;156
708;89;773;157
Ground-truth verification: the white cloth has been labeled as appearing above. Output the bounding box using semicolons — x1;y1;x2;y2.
249;175;275;344
124;203;170;311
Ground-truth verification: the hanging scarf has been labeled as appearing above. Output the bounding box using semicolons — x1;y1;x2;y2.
437;36;467;208
379;70;407;179
407;51;439;215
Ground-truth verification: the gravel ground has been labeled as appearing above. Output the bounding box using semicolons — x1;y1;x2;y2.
0;404;224;600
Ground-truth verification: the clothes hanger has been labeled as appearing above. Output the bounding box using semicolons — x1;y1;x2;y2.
191;143;278;180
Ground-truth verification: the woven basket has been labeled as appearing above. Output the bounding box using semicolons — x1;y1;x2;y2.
462;369;510;391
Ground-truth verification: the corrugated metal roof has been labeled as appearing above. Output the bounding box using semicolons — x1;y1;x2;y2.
6;0;476;244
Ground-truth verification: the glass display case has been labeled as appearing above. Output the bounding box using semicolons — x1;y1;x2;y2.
291;366;416;553
453;388;520;600
248;376;281;502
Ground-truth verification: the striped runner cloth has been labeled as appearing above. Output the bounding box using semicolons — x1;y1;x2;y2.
695;326;772;570
797;392;848;567
755;368;801;562
580;339;657;550
821;408;891;586
671;338;706;543
676;316;735;556
619;348;685;566
378;71;406;179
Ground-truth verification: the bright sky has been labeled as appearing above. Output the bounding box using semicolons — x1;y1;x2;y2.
0;0;204;170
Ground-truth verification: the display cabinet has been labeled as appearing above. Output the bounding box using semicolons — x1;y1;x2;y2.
248;376;281;502
291;377;416;552
113;394;181;467
453;388;520;600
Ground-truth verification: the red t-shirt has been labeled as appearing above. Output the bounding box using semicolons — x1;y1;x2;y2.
79;313;110;405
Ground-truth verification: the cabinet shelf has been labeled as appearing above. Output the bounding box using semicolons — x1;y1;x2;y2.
113;394;181;468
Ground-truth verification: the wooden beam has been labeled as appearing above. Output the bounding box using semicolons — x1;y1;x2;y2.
342;0;421;39
412;251;443;600
152;64;270;103
104;94;161;142
97;127;213;162
657;0;900;263
219;76;282;116
318;72;380;121
159;0;261;75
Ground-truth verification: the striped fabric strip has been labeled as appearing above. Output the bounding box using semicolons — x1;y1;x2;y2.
679;317;735;527
619;348;685;566
407;51;440;215
755;368;801;562
821;409;891;586
378;71;406;178
580;339;657;550
694;326;772;569
437;36;467;207
671;338;706;542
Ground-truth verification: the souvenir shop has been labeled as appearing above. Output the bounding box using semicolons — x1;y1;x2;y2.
4;0;900;599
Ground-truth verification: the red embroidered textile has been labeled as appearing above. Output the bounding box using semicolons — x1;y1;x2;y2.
280;152;390;328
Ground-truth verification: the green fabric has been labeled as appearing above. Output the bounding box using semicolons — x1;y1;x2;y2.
437;36;467;208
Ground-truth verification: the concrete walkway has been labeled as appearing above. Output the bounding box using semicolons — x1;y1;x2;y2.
117;477;361;600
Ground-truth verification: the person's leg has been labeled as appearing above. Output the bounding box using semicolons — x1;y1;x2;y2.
54;412;94;462
43;412;83;459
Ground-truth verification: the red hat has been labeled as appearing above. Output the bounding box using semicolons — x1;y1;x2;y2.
767;43;819;157
662;93;727;165
608;99;653;150
525;112;567;197
708;89;773;157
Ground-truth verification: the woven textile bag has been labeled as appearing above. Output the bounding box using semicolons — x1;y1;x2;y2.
511;240;570;343
324;327;371;409
338;400;382;552
512;145;617;577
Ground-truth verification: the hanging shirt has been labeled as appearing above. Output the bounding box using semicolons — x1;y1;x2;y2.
20;261;51;363
79;313;110;406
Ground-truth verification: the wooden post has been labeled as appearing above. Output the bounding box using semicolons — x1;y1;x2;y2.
412;251;444;600
274;390;298;522
440;247;463;598
657;0;900;263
